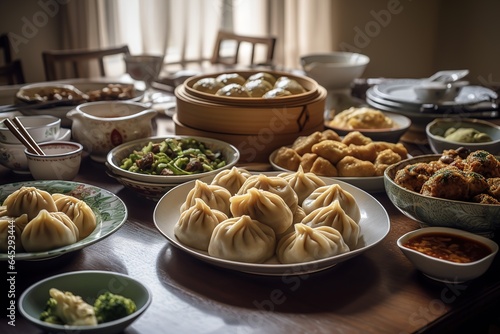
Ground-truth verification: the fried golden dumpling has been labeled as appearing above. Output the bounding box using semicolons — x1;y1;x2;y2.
192;77;225;94
215;73;246;86
215;83;251;97
244;79;273;97
208;215;276;263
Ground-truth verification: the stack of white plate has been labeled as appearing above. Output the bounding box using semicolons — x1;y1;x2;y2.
366;79;499;128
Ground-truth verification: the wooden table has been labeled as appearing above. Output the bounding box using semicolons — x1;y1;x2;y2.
1;86;500;334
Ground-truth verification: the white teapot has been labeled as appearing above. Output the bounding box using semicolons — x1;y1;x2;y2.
67;101;157;162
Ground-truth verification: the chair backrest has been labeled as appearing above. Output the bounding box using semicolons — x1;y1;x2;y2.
42;45;131;81
0;60;25;85
0;34;12;64
210;31;276;67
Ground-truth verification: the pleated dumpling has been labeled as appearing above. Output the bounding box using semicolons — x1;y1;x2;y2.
276;224;350;264
278;165;326;204
230;188;293;235
21;210;79;252
52;194;97;240
302;200;360;249
174;198;228;251
302;184;361;223
210;167;252;195
208;215;276;263
238;174;298;214
0;214;28;252
180;180;231;216
3;186;57;220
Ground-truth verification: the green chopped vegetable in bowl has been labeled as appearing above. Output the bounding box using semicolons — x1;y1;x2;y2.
106;136;240;185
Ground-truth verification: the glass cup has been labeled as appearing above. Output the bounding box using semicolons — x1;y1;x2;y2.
124;54;164;101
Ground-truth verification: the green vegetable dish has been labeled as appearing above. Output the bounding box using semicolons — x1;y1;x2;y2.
40;288;137;326
120;138;227;175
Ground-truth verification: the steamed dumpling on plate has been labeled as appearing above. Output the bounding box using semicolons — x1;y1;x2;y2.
3;186;57;220
210;166;252;195
180;180;231;216
278;165;327;204
52;194;97;240
302;184;361;223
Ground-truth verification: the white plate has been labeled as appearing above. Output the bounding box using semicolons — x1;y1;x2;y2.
153;172;390;276
372;79;497;106
0;181;127;261
268;148;385;193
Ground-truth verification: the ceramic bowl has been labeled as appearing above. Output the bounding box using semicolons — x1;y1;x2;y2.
25;141;83;180
0;128;71;174
426;118;500;155
300;52;370;90
384;154;500;237
0;115;61;144
324;110;411;143
106;170;178;201
106;136;240;185
19;270;152;334
397;227;498;283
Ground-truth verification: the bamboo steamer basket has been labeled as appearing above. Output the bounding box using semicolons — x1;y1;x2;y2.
175;70;327;135
173;114;325;163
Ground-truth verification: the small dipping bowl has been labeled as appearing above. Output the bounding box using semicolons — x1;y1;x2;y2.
25;141;83;180
397;227;498;283
0;115;61;144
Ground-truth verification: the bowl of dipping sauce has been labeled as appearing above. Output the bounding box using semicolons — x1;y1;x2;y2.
397;227;498;283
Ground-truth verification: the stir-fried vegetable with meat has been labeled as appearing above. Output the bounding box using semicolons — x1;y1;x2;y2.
119;138;227;175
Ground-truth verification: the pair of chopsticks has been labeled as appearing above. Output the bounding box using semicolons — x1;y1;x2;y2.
2;117;45;155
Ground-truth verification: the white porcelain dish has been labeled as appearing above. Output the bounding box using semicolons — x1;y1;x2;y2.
106;136;240;184
0;128;71;174
153;172;390;275
268;148;385;193
397;227;498;283
0;180;127;261
19;270;152;334
0;115;61;144
25;141;83;180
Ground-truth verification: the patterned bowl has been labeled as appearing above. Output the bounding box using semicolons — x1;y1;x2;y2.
384;154;500;237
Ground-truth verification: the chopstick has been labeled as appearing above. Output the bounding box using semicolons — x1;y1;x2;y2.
2;118;45;155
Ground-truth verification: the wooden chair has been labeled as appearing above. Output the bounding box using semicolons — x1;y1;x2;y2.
0;60;25;85
42;45;130;81
0;34;13;64
210;30;276;67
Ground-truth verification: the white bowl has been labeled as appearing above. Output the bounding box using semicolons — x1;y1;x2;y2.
106;136;240;185
19;270;152;334
0;115;61;144
397;227;498;283
0;128;71;174
300;52;370;90
426;118;500;155
25;141;83;180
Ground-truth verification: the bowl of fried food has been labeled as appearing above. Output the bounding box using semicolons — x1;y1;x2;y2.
384;147;500;237
324;107;411;143
19;270;152;334
270;129;409;193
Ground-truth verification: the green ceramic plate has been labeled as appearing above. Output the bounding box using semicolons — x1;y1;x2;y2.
0;180;127;261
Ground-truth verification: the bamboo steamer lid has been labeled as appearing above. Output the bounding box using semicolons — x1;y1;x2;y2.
176;70;327;135
173;114;325;163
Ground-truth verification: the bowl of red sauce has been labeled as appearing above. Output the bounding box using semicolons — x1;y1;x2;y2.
397;227;498;283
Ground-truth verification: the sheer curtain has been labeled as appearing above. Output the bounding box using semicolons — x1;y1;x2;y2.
61;0;335;73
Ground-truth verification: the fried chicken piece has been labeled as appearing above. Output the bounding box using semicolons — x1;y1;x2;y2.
341;131;372;146
393;162;439;193
274;147;301;171
463;150;500;178
292;131;324;156
487;178;500;200
311;140;350;164
310;156;338;177
472;193;500;204
336;156;376;177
